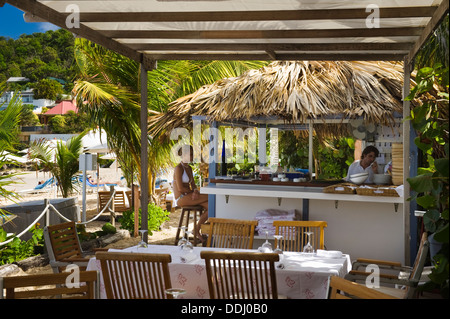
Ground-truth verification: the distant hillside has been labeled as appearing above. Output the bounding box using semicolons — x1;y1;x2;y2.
0;29;76;86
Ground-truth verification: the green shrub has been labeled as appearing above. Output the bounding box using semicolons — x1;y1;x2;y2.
119;203;170;236
0;224;44;265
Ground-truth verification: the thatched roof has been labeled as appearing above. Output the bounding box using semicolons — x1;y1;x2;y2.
149;61;412;139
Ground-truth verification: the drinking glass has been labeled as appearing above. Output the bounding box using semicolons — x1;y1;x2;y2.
177;226;188;248
273;235;283;254
182;230;194;253
258;231;273;252
165;288;186;299
137;229;148;249
303;231;314;253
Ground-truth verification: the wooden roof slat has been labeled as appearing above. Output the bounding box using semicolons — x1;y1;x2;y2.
4;0;447;62
75;6;437;22
102;27;424;39
127;42;413;52
142;52;406;61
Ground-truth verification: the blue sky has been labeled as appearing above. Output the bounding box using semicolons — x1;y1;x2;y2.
0;3;59;39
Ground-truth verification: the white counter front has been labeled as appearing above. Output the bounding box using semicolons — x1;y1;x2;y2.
201;182;405;263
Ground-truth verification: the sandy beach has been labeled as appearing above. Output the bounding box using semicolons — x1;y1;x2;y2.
1;168;184;275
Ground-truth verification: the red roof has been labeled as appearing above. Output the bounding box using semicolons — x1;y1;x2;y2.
45;101;78;115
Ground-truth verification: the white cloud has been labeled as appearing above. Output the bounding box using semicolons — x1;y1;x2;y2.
38;22;60;33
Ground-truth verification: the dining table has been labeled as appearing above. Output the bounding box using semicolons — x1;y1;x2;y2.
86;244;351;299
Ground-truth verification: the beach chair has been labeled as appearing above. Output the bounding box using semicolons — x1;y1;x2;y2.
18;177;55;194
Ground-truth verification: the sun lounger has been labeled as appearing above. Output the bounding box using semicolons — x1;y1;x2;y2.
18;177;55;194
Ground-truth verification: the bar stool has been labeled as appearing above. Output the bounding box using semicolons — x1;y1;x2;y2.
174;205;205;246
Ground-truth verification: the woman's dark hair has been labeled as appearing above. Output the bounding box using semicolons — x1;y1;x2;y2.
361;145;379;159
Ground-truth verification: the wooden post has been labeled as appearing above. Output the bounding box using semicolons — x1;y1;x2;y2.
403;58;412;266
109;185;115;227
133;184;140;237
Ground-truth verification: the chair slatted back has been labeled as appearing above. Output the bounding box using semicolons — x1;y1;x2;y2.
206;218;258;249
201;251;279;299
96;251;172;299
0;271;98;299
45;221;83;262
405;232;429;299
274;220;327;252
113;191;127;212
328;276;397;299
98;191;128;213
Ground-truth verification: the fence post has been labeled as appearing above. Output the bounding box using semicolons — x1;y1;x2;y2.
44;199;50;227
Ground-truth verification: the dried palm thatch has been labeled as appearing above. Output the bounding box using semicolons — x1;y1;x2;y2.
149;61;413;139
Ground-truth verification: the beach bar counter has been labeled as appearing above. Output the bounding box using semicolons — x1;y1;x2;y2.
202;176;405;264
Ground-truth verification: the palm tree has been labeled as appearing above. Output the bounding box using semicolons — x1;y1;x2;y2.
29;132;86;198
72;38;269;197
0;82;23;217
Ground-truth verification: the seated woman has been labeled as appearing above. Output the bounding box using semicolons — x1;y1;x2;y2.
173;145;208;242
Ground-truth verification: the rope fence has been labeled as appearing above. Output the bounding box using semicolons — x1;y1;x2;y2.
0;189;117;247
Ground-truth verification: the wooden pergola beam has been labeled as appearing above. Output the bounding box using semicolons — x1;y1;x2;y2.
102;27;424;39
142;52;405;61
76;6;436;22
128;42;412;52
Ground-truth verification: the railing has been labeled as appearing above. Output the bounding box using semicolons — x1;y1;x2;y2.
0;189;117;247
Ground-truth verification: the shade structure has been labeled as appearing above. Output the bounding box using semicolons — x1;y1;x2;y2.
4;0;448;66
149;60;410;139
4;0;446;263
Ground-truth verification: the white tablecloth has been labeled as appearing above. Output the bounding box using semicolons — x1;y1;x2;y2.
87;245;351;299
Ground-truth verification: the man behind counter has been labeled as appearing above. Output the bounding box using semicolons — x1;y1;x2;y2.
345;145;379;184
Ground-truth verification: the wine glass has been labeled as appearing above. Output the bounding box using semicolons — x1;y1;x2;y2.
165;288;186;299
258;231;273;252
303;231;314;253
177;226;188;248
182;230;194;253
273;235;283;254
137;229;148;249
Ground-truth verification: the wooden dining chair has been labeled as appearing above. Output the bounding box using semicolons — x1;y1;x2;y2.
345;232;430;299
200;250;280;299
95;251;172;299
273;220;327;252
44;221;91;273
98;190;128;213
206;218;258;249
0;271;99;299
328;276;397;299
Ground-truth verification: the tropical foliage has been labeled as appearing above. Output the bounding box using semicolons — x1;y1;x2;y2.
0;29;76;85
406;64;449;298
29;132;86;198
0;81;22;217
72;38;268;196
